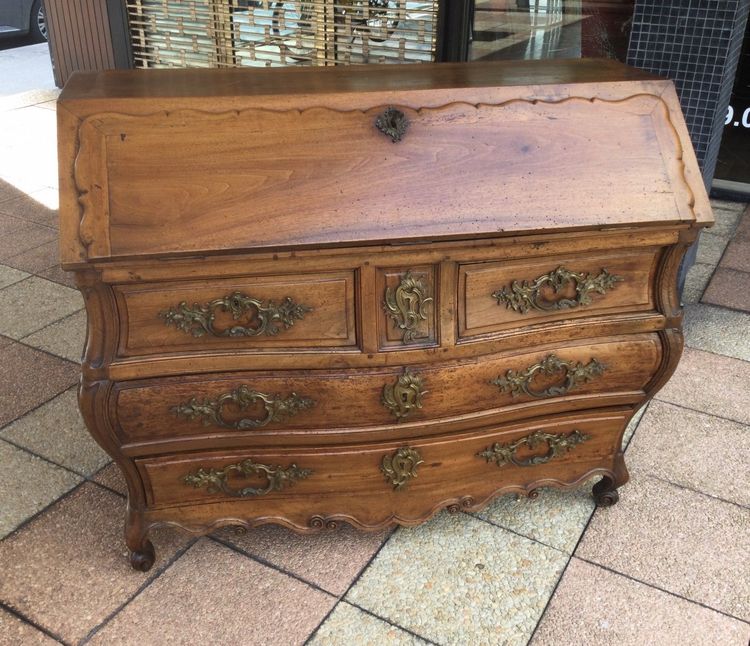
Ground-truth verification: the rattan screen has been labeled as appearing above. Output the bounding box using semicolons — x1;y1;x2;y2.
126;1;438;68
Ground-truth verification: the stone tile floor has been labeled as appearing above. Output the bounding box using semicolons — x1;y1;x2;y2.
0;92;749;646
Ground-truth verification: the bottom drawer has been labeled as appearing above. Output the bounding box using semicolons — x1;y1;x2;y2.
136;409;629;527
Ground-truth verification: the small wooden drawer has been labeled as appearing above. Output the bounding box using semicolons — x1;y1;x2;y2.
114;334;661;448
114;271;357;356
459;249;660;339
135;410;628;510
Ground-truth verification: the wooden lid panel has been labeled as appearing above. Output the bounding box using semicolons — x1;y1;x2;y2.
71;93;690;261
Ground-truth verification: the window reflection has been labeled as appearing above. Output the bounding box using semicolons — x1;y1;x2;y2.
470;0;634;63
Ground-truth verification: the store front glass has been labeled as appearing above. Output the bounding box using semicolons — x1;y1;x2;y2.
714;19;750;197
469;1;634;63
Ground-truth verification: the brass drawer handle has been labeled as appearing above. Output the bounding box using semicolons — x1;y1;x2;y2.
382;446;423;490
173;385;315;429
183;458;312;498
492;266;623;314
478;430;590;468
382;368;427;421
384;271;433;344
376;106;409;142
160;292;312;338
491;354;605;399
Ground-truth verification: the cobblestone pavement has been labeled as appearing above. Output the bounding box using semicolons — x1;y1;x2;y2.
0;91;748;646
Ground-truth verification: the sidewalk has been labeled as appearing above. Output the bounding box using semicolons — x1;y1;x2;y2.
0;91;748;646
0;41;55;100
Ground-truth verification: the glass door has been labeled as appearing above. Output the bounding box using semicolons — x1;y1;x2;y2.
469;0;634;63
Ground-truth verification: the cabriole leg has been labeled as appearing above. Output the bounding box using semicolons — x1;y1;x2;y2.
592;475;620;507
126;508;154;572
593;451;629;507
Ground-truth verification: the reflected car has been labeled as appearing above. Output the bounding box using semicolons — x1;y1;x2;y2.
0;0;47;42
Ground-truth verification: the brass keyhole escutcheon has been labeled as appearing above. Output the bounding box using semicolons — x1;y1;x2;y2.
375;106;409;143
381;446;423;490
384;270;433;344
381;368;427;421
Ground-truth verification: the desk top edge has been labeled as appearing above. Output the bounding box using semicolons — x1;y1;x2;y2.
59;59;667;105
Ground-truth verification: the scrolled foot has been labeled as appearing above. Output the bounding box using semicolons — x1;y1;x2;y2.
129;539;155;572
592;476;620;507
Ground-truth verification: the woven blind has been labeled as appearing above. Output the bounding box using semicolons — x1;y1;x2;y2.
126;1;438;68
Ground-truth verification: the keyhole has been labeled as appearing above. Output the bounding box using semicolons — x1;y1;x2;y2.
400;392;408;403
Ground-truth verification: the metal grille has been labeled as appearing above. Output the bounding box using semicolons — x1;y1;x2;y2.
126;1;438;68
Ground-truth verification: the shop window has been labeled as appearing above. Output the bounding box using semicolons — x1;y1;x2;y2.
470;0;634;63
126;1;439;68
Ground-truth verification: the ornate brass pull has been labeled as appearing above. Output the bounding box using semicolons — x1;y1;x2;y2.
382;368;427;421
492;266;623;314
160;292;312;338
477;430;591;468
375;106;409;142
173;385;315;429
382;447;423;490
491;354;605;399
384;271;433;344
183;458;312;498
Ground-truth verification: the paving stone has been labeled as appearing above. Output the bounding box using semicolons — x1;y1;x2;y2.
657;347;750;425
709;199;747;214
0;211;27;235
89;539;335;645
695;231;730;266
683;303;750;361
707;204;745;238
91;462;127;496
0;388;109;476
732;208;750;241
36;100;58;111
0;276;82;339
22;309;85;363
0;340;78;428
0;221;57;261
477;485;595;553
576;475;750;621
621;403;647;448
215;522;390;595
0;439;81;539
0;89;59;113
0;483;190;644
627;401;750;506
347;512;567;645
0;263;29;290
0;607;60;646
0;181;22;204
720;237;750;272
38;264;77;288
0;189;58;229
702;267;750;312
531;559;750;646
310;602;428;646
680;262;714;304
3;240;59;274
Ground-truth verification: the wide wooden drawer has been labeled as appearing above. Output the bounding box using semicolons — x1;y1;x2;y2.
114;271;357;356
135;410;627;511
114;334;661;447
459;248;659;339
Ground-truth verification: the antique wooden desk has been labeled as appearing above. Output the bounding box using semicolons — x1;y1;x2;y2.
58;60;712;571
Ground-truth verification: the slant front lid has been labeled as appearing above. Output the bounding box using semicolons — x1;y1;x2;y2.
58;60;711;265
